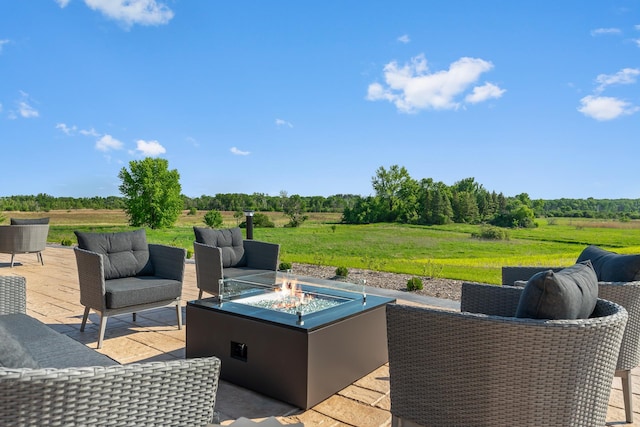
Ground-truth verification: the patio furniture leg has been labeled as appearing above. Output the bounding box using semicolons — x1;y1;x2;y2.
619;369;634;423
176;303;183;329
10;254;15;268
80;306;90;331
198;289;203;299
37;251;44;265
98;314;108;349
133;312;136;322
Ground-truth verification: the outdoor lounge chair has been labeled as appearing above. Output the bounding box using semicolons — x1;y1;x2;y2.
193;227;279;298
502;263;640;424
386;282;628;427
74;229;186;348
0;218;49;267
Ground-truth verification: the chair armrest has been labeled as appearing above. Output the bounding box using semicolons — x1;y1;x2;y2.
74;247;107;310
502;266;563;285
0;356;222;426
243;240;280;270
0;276;26;315
599;281;640;371
149;244;186;282
194;242;224;295
460;282;523;317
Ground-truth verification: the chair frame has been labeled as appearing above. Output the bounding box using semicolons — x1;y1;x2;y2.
74;243;186;349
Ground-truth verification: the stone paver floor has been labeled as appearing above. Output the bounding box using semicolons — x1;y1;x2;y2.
2;246;638;426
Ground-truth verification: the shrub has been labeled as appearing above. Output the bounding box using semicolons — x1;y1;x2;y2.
60;238;73;246
406;277;423;291
187;207;197;216
203;210;223;228
186;249;193;259
472;225;510;240
279;261;292;271
335;266;349;278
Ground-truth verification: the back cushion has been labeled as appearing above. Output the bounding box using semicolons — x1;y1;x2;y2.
10;217;50;225
193;227;246;268
75;229;154;280
577;245;640;282
515;261;598;320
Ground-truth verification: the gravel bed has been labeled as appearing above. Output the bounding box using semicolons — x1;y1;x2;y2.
292;263;462;302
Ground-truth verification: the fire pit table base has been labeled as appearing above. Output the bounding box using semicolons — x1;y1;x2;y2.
186;299;391;409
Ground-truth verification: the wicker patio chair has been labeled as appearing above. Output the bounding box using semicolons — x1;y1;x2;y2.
502;265;640;424
74;230;186;349
0;224;49;267
386;282;628;427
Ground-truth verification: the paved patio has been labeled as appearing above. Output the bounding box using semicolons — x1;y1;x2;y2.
1;246;638;426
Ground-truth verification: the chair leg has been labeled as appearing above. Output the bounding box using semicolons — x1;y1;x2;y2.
619;369;634;423
198;289;203;299
80;306;90;332
37;251;44;266
176;302;183;330
133;312;136;322
10;254;15;268
97;314;108;349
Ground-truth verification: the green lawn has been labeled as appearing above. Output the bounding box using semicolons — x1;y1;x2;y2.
24;210;640;285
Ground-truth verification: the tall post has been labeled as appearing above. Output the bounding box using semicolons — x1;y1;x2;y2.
244;210;254;240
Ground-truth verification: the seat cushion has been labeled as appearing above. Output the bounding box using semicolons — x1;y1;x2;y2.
577;245;640;282
105;276;182;309
10;217;50;225
0;314;117;368
515;261;598;320
75;229;154;280
193;227;246;268
0;321;39;368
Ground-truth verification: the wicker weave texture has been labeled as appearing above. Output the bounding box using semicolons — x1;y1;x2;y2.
0;357;221;426
0;276;27;315
387;289;627;427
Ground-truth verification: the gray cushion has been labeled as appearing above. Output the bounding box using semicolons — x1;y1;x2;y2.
0;322;39;368
10;217;50;225
105;276;182;309
0;314;117;368
515;261;598;320
577;245;640;282
75;229;154;280
193;227;246;268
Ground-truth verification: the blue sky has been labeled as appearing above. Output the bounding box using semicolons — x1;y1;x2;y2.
1;1;639;200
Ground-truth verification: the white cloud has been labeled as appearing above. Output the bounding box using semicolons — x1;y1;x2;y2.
366;54;503;113
275;118;293;128
590;28;622;36
56;123;77;135
84;0;174;27
0;39;9;53
96;134;124;151
464;82;506;104
595;68;640;93
55;0;71;7
80;127;100;137
634;39;640;48
578;95;639;121
230;147;250;156
135;139;166;156
397;34;410;44
18;101;39;118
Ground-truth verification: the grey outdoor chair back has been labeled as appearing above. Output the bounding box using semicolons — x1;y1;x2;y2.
387;282;628;427
502;265;640;423
0;224;49;267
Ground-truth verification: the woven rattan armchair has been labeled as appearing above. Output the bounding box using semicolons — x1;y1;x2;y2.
0;276;221;426
75;235;186;349
502;265;640;424
386;282;628;427
0;224;49;267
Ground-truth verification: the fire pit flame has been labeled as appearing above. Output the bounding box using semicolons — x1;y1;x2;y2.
239;279;342;315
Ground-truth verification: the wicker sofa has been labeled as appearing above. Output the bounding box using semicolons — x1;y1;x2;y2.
386;282;628;427
0;218;49;267
0;275;221;426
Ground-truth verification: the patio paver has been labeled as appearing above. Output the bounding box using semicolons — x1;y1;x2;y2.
1;246;638;426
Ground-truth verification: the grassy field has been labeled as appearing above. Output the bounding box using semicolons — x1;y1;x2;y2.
6;210;640;284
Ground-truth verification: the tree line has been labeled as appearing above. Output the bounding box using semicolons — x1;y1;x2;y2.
2;163;640;227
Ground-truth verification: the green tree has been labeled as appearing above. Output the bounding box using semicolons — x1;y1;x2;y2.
282;194;309;227
203;210;223;228
118;157;182;229
372;165;415;222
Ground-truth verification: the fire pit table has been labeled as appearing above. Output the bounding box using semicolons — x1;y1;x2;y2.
186;271;395;409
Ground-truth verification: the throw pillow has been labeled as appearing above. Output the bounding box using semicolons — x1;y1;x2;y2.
577;245;640;282
75;229;154;280
515;260;598;320
193;227;246;268
10;217;50;225
0;324;39;369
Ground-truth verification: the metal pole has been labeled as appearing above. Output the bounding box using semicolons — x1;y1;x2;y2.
244;210;254;239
